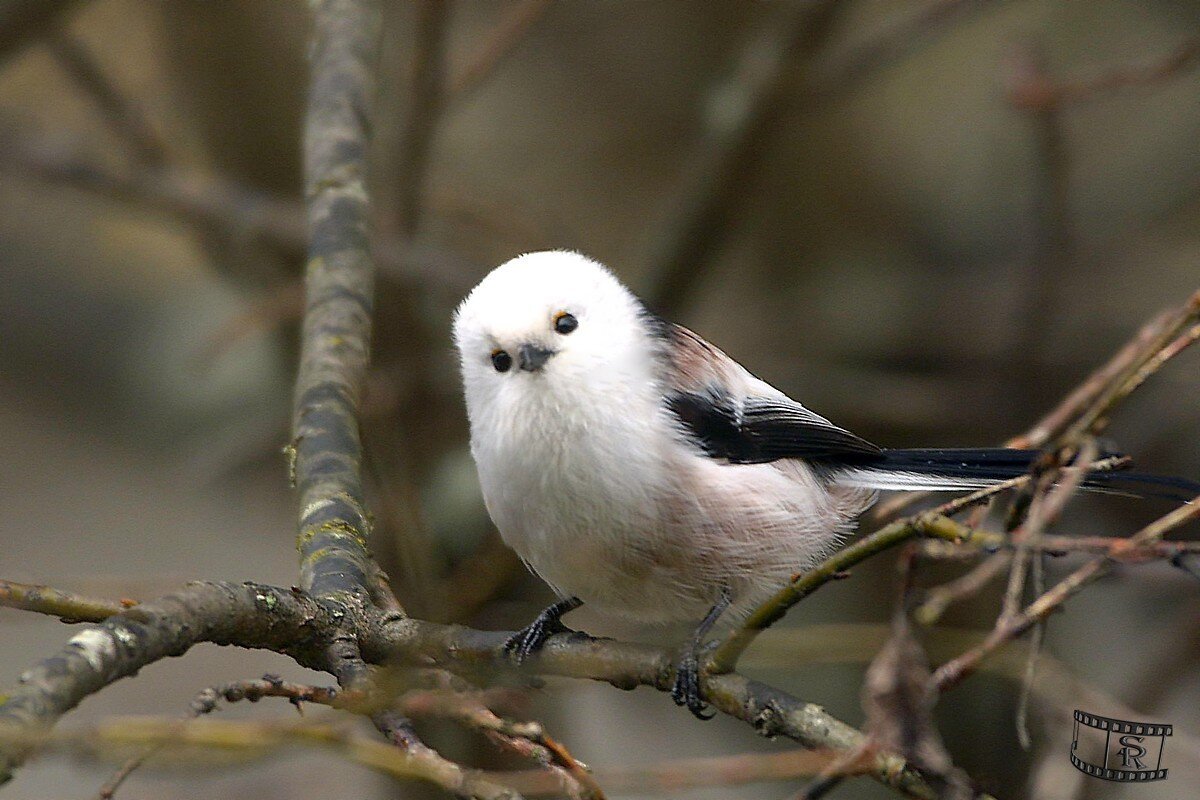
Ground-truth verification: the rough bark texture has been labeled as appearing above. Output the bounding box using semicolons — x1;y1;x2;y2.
293;0;382;604
0;582;331;780
2;2;1195;798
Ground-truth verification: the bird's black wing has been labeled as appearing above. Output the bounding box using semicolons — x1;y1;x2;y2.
666;390;884;466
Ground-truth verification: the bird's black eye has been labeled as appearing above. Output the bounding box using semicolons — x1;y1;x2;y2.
491;350;512;373
553;312;578;335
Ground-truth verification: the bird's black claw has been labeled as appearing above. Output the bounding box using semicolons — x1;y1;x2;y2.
671;652;715;720
503;616;576;664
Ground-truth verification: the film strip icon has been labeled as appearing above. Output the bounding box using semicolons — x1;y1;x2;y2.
1071;710;1171;782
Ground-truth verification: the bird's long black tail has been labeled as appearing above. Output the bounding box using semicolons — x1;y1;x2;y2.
831;447;1200;503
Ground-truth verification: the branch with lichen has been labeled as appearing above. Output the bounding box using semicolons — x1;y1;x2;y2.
0;0;1197;795
0;578;940;796
292;0;383;609
1;280;1193;796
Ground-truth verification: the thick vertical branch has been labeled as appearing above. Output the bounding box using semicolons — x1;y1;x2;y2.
292;0;384;605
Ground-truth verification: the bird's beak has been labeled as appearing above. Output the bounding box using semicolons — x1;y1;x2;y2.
517;343;556;372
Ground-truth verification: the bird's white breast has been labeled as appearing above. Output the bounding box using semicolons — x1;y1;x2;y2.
470;372;669;582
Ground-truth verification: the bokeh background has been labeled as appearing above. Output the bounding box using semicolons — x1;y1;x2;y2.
2;1;1199;798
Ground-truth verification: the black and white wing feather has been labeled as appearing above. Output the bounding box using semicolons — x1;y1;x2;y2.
650;320;1200;500
654;320;889;468
666;391;882;465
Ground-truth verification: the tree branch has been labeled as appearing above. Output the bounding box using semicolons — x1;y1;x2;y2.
0;580;130;622
447;0;554;102
393;0;450;238
292;0;384;607
0;578;940;797
642;0;840;315
711;511;984;674
0;582;331;782
0;0;82;68
932;499;1200;693
48;30;169;167
0;137;474;291
1007;37;1200;110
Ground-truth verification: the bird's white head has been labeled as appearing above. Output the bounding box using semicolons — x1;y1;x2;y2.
453;250;660;429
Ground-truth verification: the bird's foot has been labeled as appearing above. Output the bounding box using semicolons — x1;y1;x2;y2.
503;600;591;663
671;648;715;720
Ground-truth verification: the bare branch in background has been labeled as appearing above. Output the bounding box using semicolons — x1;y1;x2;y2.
48;30;169;167
393;0;451;238
0;0;82;68
642;0;999;316
933;499;1200;693
448;0;554;102
0;138;476;291
1003;45;1073;408
642;0;841;316
95;676;344;800
1008;36;1200;109
913;554;1011;626
801;0;997;97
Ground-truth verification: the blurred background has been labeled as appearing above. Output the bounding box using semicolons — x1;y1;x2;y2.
1;1;1199;798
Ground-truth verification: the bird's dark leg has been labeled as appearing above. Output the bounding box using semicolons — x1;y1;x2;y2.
503;596;584;663
671;587;732;720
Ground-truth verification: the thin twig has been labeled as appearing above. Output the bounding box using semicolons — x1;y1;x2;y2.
96;676;342;799
1052;292;1200;445
0;580;131;622
1000;440;1097;624
933;499;1200;693
801;0;994;98
913;555;1011;626
917;528;1200;622
871;290;1200;525
710;513;972;674
398;689;603;800
20;716;525;799
1004;439;1098;748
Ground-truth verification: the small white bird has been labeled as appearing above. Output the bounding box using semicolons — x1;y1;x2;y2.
453;250;1192;717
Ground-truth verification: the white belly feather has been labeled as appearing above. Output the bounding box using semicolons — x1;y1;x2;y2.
470;383;872;623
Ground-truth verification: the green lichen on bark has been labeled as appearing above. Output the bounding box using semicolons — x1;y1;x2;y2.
292;0;383;603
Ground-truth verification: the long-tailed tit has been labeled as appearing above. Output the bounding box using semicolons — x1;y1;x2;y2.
453;250;1197;718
